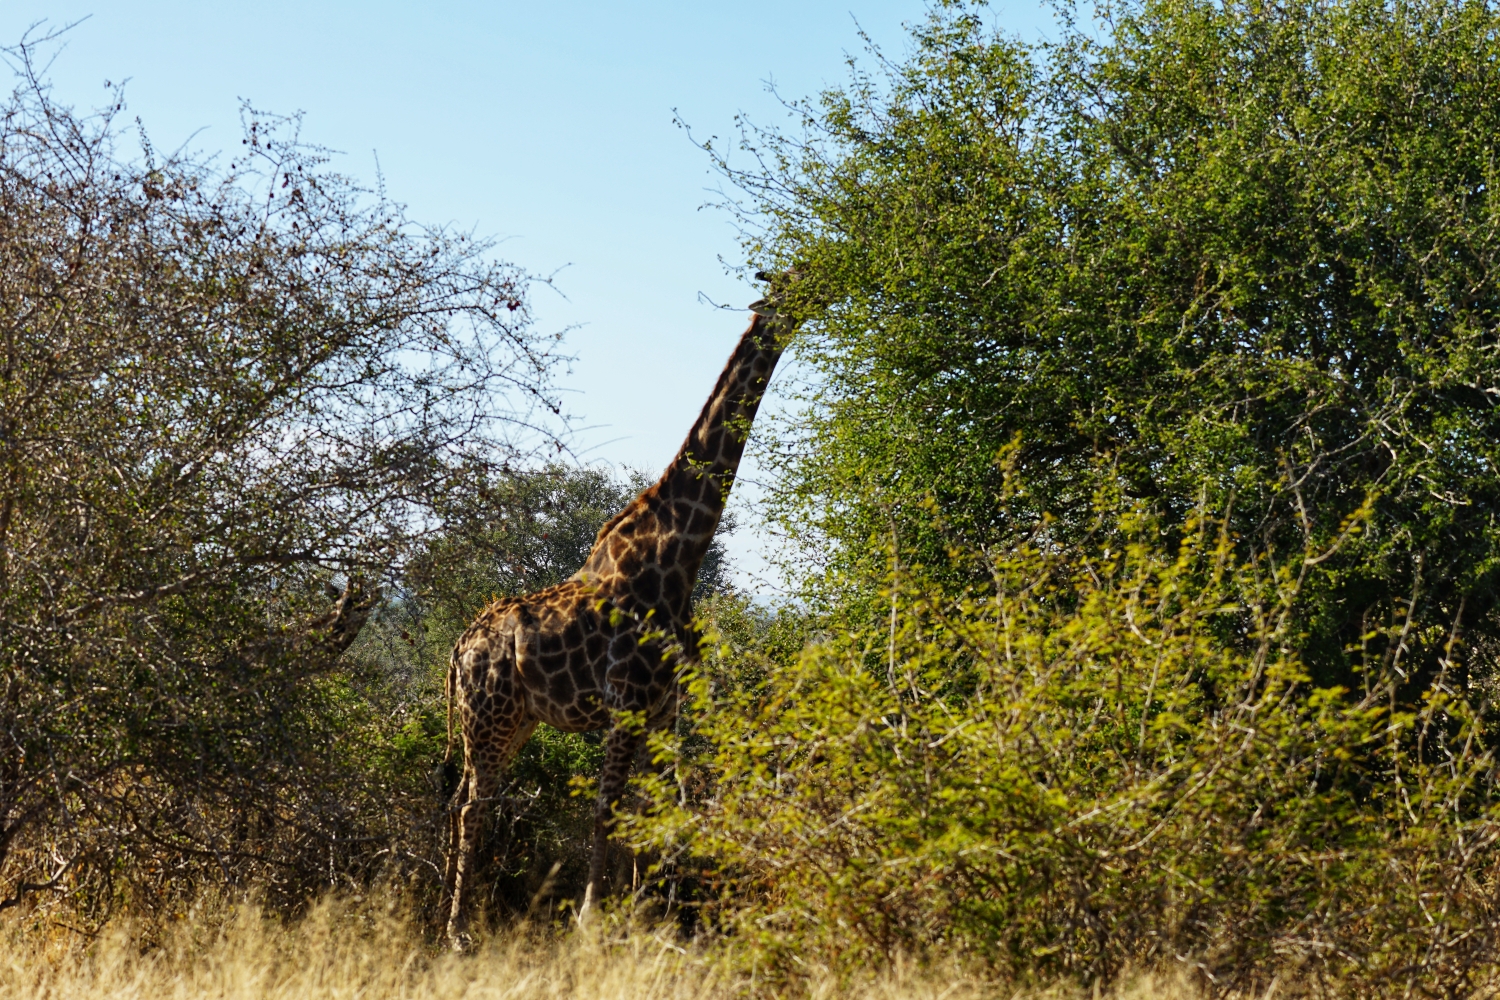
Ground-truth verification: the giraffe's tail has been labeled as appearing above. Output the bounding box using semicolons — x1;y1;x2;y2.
442;648;460;799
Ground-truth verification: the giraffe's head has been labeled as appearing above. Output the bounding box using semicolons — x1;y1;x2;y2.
747;268;806;333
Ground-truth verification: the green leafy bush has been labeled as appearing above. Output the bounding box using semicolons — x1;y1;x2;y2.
631;507;1500;994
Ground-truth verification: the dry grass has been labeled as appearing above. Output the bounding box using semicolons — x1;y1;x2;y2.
0;897;1213;1000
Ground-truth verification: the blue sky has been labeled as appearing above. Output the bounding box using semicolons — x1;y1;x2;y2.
0;0;1055;586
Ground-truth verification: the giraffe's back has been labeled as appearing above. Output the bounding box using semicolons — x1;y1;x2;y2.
452;579;678;736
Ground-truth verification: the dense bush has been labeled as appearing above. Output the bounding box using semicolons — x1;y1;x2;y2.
632;505;1500;995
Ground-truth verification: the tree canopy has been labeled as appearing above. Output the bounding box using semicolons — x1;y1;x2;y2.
622;1;1500;991
737;0;1500;689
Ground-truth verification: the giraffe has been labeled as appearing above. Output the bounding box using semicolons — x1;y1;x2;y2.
441;281;794;948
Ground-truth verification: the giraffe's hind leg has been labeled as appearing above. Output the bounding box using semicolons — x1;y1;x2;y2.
441;770;467;907
446;764;494;952
446;717;538;951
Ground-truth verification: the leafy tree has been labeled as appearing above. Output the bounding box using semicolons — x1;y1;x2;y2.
620;0;1500;990
732;0;1500;693
0;43;564;917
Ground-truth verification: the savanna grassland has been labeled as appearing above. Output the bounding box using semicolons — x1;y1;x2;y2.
6;0;1500;995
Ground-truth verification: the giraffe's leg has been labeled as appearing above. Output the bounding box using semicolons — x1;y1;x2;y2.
633;695;681;886
446;764;495;951
583;720;646;913
446;717;538;951
441;770;467;906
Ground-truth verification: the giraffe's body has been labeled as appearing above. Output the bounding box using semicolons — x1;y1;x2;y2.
443;295;789;947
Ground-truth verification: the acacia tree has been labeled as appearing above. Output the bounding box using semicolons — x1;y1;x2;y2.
0;44;565;915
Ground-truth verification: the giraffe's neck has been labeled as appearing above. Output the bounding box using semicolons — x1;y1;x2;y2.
576;311;785;616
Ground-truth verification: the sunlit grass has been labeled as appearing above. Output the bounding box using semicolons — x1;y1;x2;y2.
0;895;1214;1000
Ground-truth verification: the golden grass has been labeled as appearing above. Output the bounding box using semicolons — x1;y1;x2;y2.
0;897;1209;1000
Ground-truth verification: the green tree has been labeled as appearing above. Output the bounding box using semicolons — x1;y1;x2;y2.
621;0;1500;990
733;0;1500;692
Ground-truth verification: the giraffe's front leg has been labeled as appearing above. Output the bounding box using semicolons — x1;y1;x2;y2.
583;719;645;914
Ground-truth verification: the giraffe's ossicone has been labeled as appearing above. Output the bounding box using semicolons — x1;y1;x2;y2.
441;284;795;949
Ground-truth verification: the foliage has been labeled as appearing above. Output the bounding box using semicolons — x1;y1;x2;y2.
726;0;1500;693
0;42;565;919
619;1;1500;988
17;1;1500;990
630;508;1500;995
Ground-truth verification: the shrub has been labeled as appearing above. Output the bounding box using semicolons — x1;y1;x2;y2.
630;506;1500;995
